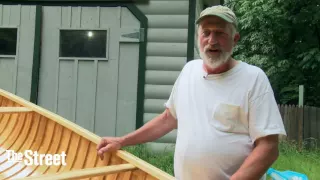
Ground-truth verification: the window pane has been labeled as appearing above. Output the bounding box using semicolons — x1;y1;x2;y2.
60;30;107;58
0;28;17;55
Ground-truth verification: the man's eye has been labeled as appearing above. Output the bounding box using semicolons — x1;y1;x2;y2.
202;31;210;36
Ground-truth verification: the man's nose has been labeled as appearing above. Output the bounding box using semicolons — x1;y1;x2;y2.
208;32;217;45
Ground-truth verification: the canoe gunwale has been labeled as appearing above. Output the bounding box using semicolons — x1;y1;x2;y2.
0;107;32;113
0;89;175;180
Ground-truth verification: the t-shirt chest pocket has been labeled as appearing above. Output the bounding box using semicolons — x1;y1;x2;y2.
210;102;241;132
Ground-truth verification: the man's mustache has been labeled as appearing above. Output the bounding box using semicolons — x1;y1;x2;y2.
204;45;221;51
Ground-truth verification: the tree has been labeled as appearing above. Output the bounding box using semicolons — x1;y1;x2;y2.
226;0;320;106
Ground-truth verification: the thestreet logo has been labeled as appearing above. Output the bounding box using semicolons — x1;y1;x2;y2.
6;150;67;166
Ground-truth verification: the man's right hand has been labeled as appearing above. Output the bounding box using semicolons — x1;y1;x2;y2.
96;137;124;160
96;109;177;160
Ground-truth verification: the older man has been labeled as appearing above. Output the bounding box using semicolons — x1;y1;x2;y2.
97;5;286;180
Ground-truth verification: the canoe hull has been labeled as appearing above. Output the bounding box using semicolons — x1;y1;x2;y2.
0;89;175;180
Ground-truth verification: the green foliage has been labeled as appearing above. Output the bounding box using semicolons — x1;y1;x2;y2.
226;0;320;106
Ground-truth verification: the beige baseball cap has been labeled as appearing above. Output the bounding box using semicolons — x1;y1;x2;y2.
196;5;238;28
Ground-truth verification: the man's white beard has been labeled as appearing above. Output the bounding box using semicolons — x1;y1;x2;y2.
198;42;233;70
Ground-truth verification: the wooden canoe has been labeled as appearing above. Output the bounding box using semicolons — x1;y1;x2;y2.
0;89;175;180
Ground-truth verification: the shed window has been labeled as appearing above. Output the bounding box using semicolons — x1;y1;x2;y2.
59;30;107;58
0;28;17;55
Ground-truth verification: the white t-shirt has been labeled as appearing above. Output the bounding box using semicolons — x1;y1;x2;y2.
165;59;287;180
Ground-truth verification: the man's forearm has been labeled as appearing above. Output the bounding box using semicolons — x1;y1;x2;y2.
231;135;279;180
120;109;176;147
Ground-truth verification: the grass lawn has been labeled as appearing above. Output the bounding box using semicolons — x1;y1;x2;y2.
123;144;175;176
123;140;319;179
271;140;320;179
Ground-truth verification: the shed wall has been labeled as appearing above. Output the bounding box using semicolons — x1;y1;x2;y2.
136;0;190;144
0;5;35;101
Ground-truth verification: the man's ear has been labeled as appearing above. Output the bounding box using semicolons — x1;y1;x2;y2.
233;32;240;46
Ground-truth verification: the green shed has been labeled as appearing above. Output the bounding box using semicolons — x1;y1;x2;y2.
0;0;222;152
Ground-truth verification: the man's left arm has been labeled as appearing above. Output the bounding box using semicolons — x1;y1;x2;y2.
231;71;286;180
231;134;279;180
